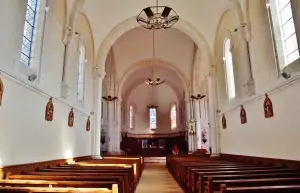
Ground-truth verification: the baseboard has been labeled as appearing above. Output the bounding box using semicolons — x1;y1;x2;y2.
2;155;92;175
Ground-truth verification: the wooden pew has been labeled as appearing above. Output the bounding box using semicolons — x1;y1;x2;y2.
8;175;126;193
0;186;117;193
24;171;130;191
207;177;300;193
34;167;133;192
0;179;117;188
220;184;300;193
197;172;300;193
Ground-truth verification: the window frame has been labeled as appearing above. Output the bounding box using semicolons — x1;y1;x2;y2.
129;105;134;130
223;38;236;101
149;107;157;129
77;43;86;104
266;0;300;73
20;0;39;66
170;104;177;130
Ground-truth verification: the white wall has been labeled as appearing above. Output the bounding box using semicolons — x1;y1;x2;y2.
216;0;300;160
0;0;94;166
126;83;179;134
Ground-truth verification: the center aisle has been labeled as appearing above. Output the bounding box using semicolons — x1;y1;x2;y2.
135;163;184;193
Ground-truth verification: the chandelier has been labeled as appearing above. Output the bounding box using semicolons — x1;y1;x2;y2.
143;26;165;87
137;0;179;30
102;50;118;102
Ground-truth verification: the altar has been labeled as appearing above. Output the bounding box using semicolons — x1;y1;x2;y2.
120;131;188;156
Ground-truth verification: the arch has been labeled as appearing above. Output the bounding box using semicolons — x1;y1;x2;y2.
68;0;86;29
117;59;190;101
95;16;213;79
75;13;95;66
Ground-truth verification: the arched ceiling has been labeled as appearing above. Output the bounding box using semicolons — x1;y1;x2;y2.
120;61;186;100
112;27;195;81
103;26;193;100
81;0;231;52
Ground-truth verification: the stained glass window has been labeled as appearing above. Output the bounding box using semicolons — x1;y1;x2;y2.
129;105;134;129
224;38;236;100
267;0;299;68
21;0;39;65
149;108;157;129
77;44;86;102
170;105;176;129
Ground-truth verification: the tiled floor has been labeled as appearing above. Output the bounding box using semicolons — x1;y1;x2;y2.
135;163;184;193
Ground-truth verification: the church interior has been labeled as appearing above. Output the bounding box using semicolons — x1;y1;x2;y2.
1;0;300;192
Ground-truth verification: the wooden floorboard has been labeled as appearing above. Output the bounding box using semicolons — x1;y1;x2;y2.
135;163;183;193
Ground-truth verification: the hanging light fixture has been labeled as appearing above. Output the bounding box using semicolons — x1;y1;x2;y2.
144;27;165;86
102;52;118;102
137;0;179;30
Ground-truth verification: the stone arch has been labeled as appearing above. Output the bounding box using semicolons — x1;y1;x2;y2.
74;13;95;66
117;59;190;101
214;9;240;109
95;16;213;79
64;0;86;40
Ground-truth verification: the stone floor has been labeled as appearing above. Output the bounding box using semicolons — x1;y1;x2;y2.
135;163;184;193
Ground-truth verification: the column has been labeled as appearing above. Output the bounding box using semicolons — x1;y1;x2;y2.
61;28;77;98
231;0;255;96
207;74;219;156
185;100;192;153
93;69;105;159
107;101;115;153
115;101;122;153
194;100;202;150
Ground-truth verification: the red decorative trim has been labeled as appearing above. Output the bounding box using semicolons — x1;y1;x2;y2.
68;108;74;127
240;105;247;124
222;114;226;129
264;93;274;118
45;97;54;121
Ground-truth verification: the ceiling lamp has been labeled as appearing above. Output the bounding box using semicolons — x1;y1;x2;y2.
102;95;118;101
137;0;179;30
145;77;165;86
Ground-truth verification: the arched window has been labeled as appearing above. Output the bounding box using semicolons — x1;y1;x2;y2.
129;105;134;129
77;44;86;102
149;107;157;129
170;104;177;130
223;38;236;100
267;0;299;69
20;0;39;65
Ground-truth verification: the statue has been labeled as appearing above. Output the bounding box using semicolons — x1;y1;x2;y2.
264;94;274;118
240;105;247;124
68;108;74;127
0;77;3;106
222;114;226;129
45;98;54;121
172;144;179;155
86;116;90;131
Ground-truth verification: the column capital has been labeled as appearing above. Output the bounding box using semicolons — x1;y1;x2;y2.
93;67;106;79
